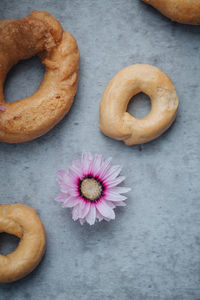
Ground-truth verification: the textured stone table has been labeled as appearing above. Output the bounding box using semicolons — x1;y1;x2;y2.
0;1;200;299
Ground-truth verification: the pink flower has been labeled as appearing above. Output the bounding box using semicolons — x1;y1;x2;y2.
56;152;131;225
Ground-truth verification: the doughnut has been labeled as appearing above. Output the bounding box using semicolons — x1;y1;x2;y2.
142;0;200;25
99;64;179;146
0;203;46;283
0;10;80;143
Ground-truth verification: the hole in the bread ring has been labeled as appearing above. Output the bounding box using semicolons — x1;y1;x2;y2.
4;56;45;103
127;92;151;119
0;232;20;255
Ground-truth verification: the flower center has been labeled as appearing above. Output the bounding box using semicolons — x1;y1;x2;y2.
80;177;103;202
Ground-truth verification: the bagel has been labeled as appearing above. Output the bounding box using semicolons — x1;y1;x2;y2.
142;0;200;25
0;203;46;283
99;64;179;146
0;10;80;143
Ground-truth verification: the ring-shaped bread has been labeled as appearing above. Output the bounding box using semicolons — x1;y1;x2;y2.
0;203;46;283
142;0;200;25
0;10;80;143
99;64;179;146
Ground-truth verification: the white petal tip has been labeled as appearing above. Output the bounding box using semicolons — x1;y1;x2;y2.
87;221;95;226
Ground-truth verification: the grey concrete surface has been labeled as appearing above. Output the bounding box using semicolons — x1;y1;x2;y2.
0;1;200;299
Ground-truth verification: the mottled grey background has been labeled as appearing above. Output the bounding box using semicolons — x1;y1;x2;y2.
0;1;200;299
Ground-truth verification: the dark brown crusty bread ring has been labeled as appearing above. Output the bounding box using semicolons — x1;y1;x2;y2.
0;10;80;143
0;203;46;283
142;0;200;25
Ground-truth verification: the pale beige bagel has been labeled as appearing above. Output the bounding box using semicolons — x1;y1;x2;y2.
0;10;80;143
143;0;200;25
99;64;179;146
0;203;46;283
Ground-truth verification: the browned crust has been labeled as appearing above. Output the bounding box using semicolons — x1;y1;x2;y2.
0;203;46;283
143;0;200;25
0;11;80;143
99;64;179;146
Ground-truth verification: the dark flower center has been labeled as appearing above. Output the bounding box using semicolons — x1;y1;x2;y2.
79;175;104;202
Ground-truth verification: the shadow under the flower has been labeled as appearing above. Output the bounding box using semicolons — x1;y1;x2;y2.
65;204;127;241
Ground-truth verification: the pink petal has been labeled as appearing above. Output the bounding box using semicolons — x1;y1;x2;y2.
72;205;80;220
105;201;116;209
80;202;91;219
70;160;83;177
60;184;69;194
55;192;69;202
86;205;96;225
56;170;67;184
96;200;115;220
75;200;88;219
102;165;122;181
66;187;80;197
57;170;76;192
90;154;102;176
68;167;81;179
63;197;80;208
96;210;105;222
96;157;112;178
105;191;127;202
109;187;131;194
105;176;125;188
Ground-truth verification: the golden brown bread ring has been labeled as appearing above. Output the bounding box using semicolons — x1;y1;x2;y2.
0;10;80;143
142;0;200;25
99;64;179;146
0;203;46;283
